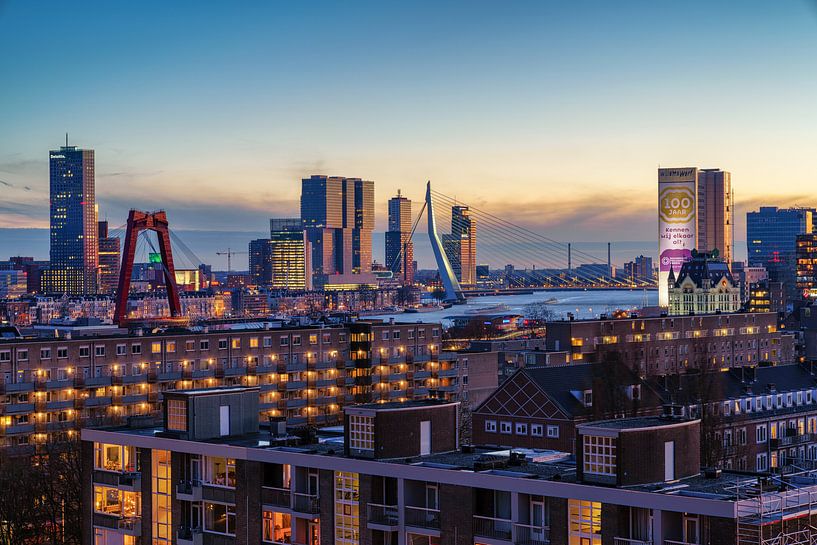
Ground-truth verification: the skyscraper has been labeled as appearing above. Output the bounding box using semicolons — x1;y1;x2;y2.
271;218;311;290
42;139;98;294
385;190;414;284
300;175;374;283
443;205;477;286
658;167;733;306
697;169;734;264
97;220;121;294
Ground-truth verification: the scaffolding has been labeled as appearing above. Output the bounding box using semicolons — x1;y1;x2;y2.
735;471;817;545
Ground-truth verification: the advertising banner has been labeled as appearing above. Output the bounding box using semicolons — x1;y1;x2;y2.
658;168;698;306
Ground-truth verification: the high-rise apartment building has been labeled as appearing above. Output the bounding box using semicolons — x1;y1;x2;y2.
42;141;98;294
249;220;312;290
97;221;120;294
623;255;653;283
300;175;374;283
443;205;477;286
697;168;734;264
385;190;414;284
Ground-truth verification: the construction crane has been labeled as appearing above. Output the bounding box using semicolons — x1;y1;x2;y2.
215;248;248;272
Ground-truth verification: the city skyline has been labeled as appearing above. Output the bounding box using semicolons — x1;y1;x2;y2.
2;2;817;244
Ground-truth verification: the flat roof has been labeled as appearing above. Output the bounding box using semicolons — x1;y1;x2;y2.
578;416;698;431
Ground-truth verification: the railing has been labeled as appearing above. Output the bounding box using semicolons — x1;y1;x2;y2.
177;526;203;545
367;503;399;526
514;523;550;545
665;540;700;545
176;479;202;498
292;492;320;514
473;515;512;540
261;486;291;508
613;538;651;545
404;506;441;529
117;516;141;533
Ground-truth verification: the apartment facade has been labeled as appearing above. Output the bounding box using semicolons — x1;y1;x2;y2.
82;389;817;545
545;312;794;376
0;320;463;454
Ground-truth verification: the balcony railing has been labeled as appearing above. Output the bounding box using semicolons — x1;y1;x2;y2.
473;515;512;541
514;523;550;545
665;540;700;545
177;526;203;545
117;516;142;534
176;479;202;500
404;506;441;529
261;486;291;508
292;492;320;514
614;538;652;545
367;503;399;526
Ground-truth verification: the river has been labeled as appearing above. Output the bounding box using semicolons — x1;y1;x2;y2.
369;289;658;325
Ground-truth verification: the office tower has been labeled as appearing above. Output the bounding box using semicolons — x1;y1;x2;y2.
385;190;414;284
443;205;477;286
747;206;815;303
796;234;817;302
697;169;734;264
270;218;311;290
97;221;121;294
624;255;654;283
300;175;374;282
42;139;98;294
248;238;273;285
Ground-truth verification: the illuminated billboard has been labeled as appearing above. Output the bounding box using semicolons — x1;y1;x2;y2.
658;168;698;306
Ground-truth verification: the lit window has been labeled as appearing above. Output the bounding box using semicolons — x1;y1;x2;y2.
167;399;187;431
151;342;162;354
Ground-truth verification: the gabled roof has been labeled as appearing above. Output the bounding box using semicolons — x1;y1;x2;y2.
673;252;735;289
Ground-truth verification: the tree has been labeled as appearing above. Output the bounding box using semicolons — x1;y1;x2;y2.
523;302;555;336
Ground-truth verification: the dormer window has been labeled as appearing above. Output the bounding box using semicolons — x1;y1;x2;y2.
584;390;593;407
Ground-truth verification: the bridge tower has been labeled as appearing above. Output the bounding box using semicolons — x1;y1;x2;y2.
426;181;465;303
114;210;183;325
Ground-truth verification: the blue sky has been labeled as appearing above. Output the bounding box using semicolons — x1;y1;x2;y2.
2;1;817;264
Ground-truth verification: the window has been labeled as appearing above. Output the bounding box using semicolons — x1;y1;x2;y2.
756;424;767;443
382;331;390;341
485;420;497;433
547;425;559;438
250;337;259;348
583;390;593;407
349;415;374;450
79;346;90;358
757;453;768;472
292;335;301;347
264;336;272;348
166;341;176;353
583;435;616;476
93;443;136;472
203;457;236;487
200;340;209;350
0;350;9;362
116;344;126;356
569;500;601;545
280;336;289;347
393;331;400;340
231;338;240;349
40;348;51;359
500;421;512;434
93;485;141;517
185;340;195;351
515;423;528;435
131;344;141;355
167;399;187;431
17;349;28;361
57;347;68;359
309;334;318;345
151;342;162;354
218;339;228;350
262;511;292;544
532;424;544;437
432;328;440;338
95;346;105;357
204;502;236;535
334;472;360;545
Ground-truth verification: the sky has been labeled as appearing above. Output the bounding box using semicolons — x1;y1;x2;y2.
2;1;817;268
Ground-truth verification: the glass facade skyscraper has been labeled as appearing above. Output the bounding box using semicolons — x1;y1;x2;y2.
248;219;311;290
300;175;374;283
385;191;413;284
43;143;98;294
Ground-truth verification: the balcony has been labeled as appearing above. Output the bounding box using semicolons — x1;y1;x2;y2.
771;433;814;449
367;503;399;529
93;513;141;536
176;526;203;545
514;523;550;545
405;506;441;530
473;515;512;541
118;471;141;491
261;486;291;508
176;480;202;501
291;492;320;515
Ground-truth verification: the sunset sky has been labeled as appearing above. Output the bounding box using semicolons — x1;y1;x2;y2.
2;1;817;263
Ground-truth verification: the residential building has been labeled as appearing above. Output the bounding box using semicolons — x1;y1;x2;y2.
545;312;794;376
668;251;741;315
271;218;311;291
623;255;654;284
83;387;817;545
697;169;734;265
443;205;476;286
0;320;451;452
797;234;817;302
42;141;98;295
301;175;374;283
385;191;414;284
0;270;27;298
97;221;121;294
